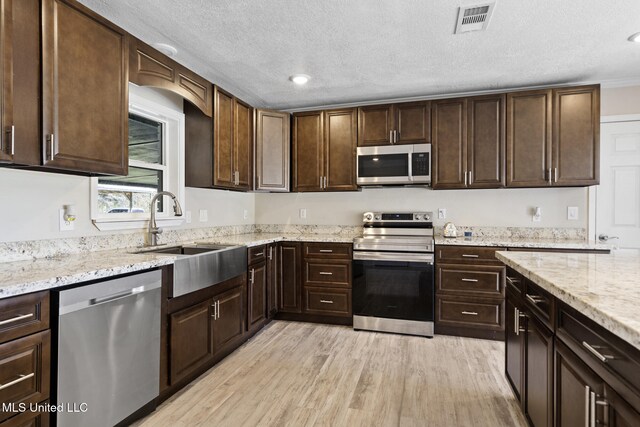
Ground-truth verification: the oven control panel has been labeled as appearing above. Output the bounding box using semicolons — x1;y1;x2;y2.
363;212;432;223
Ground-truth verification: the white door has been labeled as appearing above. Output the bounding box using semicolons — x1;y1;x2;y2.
595;118;640;249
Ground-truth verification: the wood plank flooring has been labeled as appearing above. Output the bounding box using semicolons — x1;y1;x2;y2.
134;321;527;427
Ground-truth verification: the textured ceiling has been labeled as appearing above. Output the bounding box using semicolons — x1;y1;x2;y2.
80;0;640;110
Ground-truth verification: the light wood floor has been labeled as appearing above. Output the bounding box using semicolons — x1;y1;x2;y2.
133;321;527;427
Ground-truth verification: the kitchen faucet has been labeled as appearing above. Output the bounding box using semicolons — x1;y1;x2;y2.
148;191;183;246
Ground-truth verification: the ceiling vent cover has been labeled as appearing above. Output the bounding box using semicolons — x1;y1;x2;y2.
455;3;495;34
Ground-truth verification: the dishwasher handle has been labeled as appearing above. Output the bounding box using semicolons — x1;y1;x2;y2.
90;287;144;306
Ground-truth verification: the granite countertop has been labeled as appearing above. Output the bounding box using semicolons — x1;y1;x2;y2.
0;232;356;299
435;235;609;251
496;250;640;351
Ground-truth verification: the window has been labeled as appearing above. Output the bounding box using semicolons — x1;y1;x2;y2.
91;87;185;231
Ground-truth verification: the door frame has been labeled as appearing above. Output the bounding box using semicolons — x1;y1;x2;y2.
588;114;640;241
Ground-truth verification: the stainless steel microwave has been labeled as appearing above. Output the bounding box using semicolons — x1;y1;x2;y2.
356;143;431;186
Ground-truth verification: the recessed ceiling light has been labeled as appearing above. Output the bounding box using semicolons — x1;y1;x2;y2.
290;74;310;85
629;32;640;43
153;43;178;57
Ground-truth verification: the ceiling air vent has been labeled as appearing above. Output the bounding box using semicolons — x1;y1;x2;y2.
455;3;495;34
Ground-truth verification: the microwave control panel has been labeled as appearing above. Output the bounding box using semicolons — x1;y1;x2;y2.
412;152;430;176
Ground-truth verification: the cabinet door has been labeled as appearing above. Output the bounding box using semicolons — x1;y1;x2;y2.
248;261;267;331
552;85;600;186
267;244;279;318
169;300;212;384
432;98;467;189
324;108;357;191
506;90;552;187
554;340;603;427
468;94;505;188
505;296;525;402
278;242;302;313
0;0;14;163
212;284;245;355
525;315;554;427
185;100;214;188
293;111;323;191
41;0;128;175
255;109;290;192
395;101;431;145
606;384;640;427
0;406;49;426
233;98;253;190
214;87;235;187
357;105;393;146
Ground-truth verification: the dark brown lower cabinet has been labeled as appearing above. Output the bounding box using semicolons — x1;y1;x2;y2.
0;405;49;427
247;260;267;332
505;292;525;402
524;309;554;427
606;384;640;427
211;285;245;355
266;244;278;318
169;300;213;384
278;243;302;313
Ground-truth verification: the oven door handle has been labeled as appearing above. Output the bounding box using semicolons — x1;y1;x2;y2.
353;251;434;263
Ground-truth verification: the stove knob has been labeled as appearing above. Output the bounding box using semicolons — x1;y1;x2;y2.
364;213;373;221
424;215;430;221
374;214;381;220
415;214;422;220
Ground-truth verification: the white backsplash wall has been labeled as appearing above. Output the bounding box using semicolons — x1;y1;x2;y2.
0;168;255;243
255;187;588;229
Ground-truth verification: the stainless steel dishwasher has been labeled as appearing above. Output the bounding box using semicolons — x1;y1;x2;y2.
54;270;161;427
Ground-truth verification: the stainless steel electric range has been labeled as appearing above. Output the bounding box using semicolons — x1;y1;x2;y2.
352;212;435;337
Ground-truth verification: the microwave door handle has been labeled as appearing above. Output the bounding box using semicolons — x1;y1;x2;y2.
408;152;413;181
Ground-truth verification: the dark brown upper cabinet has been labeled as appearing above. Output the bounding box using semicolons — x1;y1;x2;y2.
255;109;290;192
0;0;40;166
357;101;430;146
129;37;212;117
41;0;129;175
293;109;357;192
432;98;467;189
507;85;599;188
234;98;253;190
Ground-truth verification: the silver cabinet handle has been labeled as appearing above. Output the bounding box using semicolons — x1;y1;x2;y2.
548;168;553;185
211;302;217;319
254;252;264;257
47;134;55;161
582;341;613;363
319;272;333;275
468;170;472;185
320;299;334;304
320;175;323;188
250;268;255;285
526;294;545;305
319;249;333;253
216;300;220;319
461;278;478;282
554;167;558;183
464;170;468;186
324;176;328;189
461;311;478;316
0;373;35;391
461;254;479;258
268;246;273;260
590;390;596;427
390;130;394;144
394;130;398;144
5;125;14;155
514;307;519;335
585;386;591;427
0;313;34;326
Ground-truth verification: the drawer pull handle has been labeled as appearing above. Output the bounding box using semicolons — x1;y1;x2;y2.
506;276;521;285
461;311;478;316
319;272;333;275
461;278;479;282
319;249;333;253
582;341;613;363
526;294;545;305
461;254;479;258
253;252;264;257
0;313;34;326
0;373;35;391
320;300;334;304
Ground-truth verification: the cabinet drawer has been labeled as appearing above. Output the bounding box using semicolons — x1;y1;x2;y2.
437;265;504;297
523;280;554;328
303;243;352;260
0;331;51;422
436;246;505;265
0;292;49;345
303;287;351;317
505;267;524;295
436;296;503;330
248;245;267;264
557;303;640;396
304;260;351;288
0;403;49;427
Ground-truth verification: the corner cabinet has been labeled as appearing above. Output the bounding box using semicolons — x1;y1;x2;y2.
41;0;129;175
506;85;599;188
293;109;357;192
255;109;290;192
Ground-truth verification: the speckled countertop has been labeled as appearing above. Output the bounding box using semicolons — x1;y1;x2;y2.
435;236;609;251
496;250;640;351
0;233;356;299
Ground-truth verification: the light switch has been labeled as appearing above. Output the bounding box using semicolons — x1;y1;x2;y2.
567;206;579;220
243;209;249;220
299;208;307;219
185;211;192;224
438;208;446;220
199;209;208;222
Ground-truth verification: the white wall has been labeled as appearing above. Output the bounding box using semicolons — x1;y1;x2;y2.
601;85;640;116
255;187;587;228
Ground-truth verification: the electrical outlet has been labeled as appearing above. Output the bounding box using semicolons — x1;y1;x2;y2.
185;211;192;224
59;209;74;231
243;209;249;220
299;208;307;219
567;206;579;220
199;209;208;222
438;208;446;220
